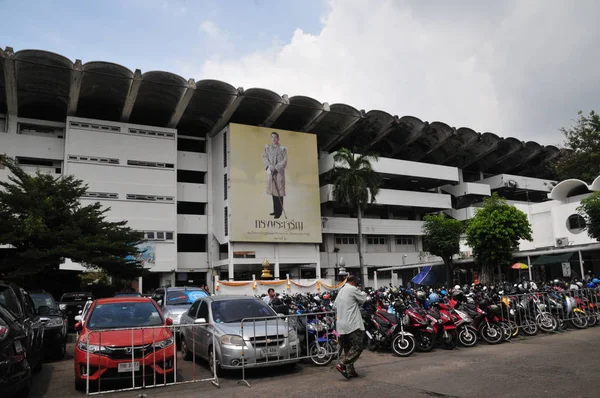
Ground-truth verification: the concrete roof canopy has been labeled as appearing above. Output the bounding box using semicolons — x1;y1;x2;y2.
78;61;134;121
0;46;563;178
592;175;600;191
549;179;590;201
14;49;73;121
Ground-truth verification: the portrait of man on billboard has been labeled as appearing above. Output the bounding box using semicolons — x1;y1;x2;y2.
262;131;288;219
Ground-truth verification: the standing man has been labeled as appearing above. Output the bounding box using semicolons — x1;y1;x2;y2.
333;275;369;379
262;132;288;219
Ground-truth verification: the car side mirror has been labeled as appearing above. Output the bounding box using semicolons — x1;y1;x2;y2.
38;305;50;315
74;315;82;322
74;322;83;331
194;318;207;324
165;318;173;326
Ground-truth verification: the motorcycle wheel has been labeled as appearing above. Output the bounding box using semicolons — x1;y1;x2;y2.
536;313;557;333
570;312;588;329
499;322;512;341
391;334;416;357
458;327;477;347
416;332;436;352
309;342;334;366
442;330;458;349
520;319;539;336
367;338;379;352
480;323;503;345
507;320;520;337
587;314;597;327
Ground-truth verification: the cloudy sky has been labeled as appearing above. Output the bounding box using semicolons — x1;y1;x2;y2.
2;0;599;145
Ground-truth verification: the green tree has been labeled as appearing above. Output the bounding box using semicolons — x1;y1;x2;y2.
465;193;533;283
555;110;600;182
578;191;600;241
331;147;382;285
422;213;464;286
0;156;146;279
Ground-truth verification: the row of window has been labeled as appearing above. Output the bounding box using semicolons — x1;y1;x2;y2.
143;231;174;241
335;235;416;246
68;155;175;170
81;192;175;202
69;121;175;139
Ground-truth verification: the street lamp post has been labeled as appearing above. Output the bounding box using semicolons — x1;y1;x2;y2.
337;257;348;281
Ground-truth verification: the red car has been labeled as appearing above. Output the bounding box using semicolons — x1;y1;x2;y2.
73;297;175;391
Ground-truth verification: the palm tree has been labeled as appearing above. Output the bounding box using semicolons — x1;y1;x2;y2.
331;147;382;285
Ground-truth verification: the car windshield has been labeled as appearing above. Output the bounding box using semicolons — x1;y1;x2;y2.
30;293;59;310
211;299;275;324
87;302;163;330
166;290;208;305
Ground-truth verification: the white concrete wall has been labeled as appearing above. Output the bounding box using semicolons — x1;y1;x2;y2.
322;216;424;235
64;117;178;273
177;151;208;172
320;185;452;209
209;128;227;245
479;174;554;192
177;182;208;202
440;182;491;197
319;152;459;182
177;215;208;234
177;252;209;271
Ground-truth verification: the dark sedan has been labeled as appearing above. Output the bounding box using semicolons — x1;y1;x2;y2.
30;290;68;359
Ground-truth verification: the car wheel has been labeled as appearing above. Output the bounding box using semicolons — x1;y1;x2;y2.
208;346;220;377
181;337;192;361
74;379;86;392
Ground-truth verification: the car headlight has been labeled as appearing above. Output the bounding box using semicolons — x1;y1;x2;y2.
220;334;245;346
46;318;65;328
288;329;297;341
77;342;109;354
152;337;174;349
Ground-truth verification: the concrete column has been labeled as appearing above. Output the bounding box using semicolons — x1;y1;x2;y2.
138;276;143;294
315;244;321;279
274;244;280;280
228;261;234;281
579;250;585;279
527;256;533;280
374;271;378;290
170;272;176;288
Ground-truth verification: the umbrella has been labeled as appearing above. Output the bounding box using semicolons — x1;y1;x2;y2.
511;263;529;270
410;266;436;285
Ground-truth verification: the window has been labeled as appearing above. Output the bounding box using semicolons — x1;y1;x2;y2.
223;132;227;168
177;201;205;215
87;302;163;329
20;123;65;137
188;300;201;318
16;157;53;167
128;127;175;139
396;236;415;245
224;207;229;236
367;236;386;245
198;301;209;320
567;214;586;232
82;192;119;200
177;170;206;184
143;231;174;241
224;174;228;200
335;235;357;245
68;155;119;165
177;137;205;153
127;160;174;169
177;234;207;252
70;121;119;133
127;194;174;202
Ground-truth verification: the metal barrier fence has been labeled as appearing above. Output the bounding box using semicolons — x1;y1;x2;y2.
81;323;219;396
492;288;600;338
237;311;339;388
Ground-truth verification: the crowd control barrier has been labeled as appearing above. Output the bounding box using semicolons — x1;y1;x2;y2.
236;311;339;388
80;323;219;396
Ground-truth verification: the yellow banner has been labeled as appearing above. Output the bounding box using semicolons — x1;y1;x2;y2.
229;123;322;243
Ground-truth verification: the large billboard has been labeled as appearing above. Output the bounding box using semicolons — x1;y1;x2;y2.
229;123;322;243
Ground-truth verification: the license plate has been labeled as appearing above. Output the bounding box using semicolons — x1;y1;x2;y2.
14;340;23;354
117;362;140;373
260;347;279;357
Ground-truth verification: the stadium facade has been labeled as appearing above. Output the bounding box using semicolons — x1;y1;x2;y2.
1;47;599;290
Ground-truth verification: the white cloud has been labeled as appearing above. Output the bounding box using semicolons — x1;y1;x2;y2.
194;0;600;145
199;20;222;39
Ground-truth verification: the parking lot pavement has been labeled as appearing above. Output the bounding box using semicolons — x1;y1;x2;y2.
35;328;600;398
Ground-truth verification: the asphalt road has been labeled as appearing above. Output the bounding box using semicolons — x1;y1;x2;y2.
33;327;600;398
